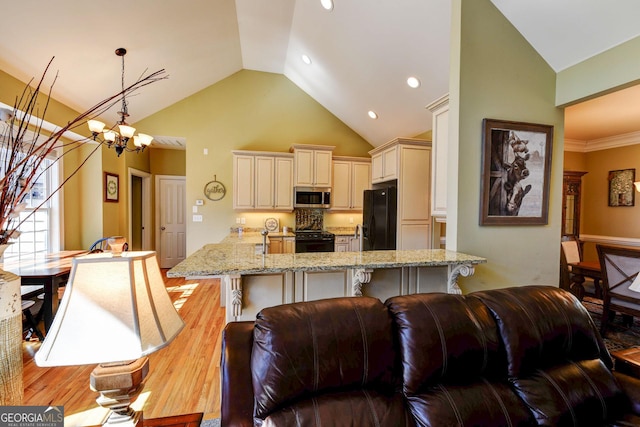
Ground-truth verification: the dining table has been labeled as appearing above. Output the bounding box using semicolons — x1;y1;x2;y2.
568;260;602;300
3;250;87;332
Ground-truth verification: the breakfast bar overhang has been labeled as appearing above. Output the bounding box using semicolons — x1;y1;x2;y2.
168;241;487;323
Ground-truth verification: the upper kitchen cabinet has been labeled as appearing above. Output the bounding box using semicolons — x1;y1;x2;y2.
426;94;448;219
370;145;398;184
331;157;371;211
232;151;294;211
291;144;335;187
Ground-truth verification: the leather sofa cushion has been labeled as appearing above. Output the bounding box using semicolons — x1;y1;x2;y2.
261;389;414;427
470;285;611;377
511;358;627;426
251;296;397;419
407;381;535;427
386;293;504;394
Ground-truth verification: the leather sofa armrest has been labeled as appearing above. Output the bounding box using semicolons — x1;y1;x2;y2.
221;321;255;427
614;371;640;416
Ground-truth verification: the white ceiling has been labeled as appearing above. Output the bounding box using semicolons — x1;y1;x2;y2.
1;1;639;149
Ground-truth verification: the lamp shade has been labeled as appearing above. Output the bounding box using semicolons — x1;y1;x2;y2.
35;251;185;366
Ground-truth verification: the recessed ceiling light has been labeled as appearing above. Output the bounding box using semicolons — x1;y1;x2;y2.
368;110;378;119
320;0;334;11
407;76;421;88
301;54;312;65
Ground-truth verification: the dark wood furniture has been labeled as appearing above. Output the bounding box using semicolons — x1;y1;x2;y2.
143;413;204;427
567;260;602;300
89;412;204;427
612;347;640;379
597;244;640;335
3;250;86;332
562;171;587;237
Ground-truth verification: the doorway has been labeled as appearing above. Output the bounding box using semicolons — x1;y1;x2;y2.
155;175;187;268
128;168;151;251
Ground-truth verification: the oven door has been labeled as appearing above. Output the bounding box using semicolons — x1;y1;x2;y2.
295;238;335;253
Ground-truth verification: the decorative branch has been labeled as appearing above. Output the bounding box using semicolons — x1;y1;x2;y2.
0;57;167;244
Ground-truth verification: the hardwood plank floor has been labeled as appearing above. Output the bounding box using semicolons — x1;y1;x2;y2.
21;272;223;426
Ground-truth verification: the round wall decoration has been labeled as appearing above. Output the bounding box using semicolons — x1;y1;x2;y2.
264;217;279;232
204;175;226;201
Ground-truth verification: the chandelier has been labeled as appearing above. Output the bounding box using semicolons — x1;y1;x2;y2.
87;48;154;157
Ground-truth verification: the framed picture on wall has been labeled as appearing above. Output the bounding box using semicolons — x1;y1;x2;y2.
480;118;554;225
104;172;119;202
608;168;635;207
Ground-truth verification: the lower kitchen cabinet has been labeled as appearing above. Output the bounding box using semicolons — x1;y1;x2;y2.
269;237;295;254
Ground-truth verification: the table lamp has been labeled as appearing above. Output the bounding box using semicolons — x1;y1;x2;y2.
35;251;185;427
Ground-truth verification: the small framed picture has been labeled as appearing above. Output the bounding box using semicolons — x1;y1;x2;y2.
608;169;635;207
104;172;119;202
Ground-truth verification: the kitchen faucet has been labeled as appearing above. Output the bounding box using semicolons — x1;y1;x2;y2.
354;224;363;252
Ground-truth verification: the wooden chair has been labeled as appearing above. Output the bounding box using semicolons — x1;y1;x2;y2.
560;236;597;300
596;244;640;336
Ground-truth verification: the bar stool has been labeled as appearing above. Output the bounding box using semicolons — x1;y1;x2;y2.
22;299;45;341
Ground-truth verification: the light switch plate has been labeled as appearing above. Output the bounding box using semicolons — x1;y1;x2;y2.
193;214;203;222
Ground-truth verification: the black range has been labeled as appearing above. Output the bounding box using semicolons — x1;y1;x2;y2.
294;230;335;253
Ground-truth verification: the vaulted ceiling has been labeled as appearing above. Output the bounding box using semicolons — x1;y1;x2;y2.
1;1;640;148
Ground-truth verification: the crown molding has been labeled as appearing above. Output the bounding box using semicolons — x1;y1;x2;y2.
565;130;640;153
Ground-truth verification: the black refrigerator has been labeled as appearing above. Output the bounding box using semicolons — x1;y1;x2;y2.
362;185;397;251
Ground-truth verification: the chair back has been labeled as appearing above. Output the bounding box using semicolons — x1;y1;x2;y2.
596;244;640;309
561;239;581;265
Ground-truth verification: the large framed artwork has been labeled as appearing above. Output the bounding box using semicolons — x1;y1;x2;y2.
480;119;554;225
608;169;635;207
104;172;119;202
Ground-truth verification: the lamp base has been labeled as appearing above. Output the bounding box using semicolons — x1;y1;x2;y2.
90;357;149;426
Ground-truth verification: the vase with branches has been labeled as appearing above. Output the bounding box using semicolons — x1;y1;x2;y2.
0;57;166;405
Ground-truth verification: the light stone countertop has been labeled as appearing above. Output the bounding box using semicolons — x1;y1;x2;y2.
167;231;486;277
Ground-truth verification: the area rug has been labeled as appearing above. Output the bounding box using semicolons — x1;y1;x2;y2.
201;418;220;427
582;297;640;352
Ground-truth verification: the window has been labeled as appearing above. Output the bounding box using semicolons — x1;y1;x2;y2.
3;154;61;261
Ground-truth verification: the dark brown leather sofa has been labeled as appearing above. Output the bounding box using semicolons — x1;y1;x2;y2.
221;286;640;426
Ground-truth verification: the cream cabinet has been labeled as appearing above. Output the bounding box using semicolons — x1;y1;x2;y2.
369;138;432;250
331;157;371;211
291;144;335;187
370;145;398;184
335;236;350;252
426;94;449;219
269;236;295;254
232;151;294;211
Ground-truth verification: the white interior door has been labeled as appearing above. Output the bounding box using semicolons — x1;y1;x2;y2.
156;176;186;268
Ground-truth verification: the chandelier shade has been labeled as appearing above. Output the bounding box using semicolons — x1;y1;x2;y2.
88;48;154;157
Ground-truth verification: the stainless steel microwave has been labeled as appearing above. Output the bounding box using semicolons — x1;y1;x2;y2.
294;187;331;209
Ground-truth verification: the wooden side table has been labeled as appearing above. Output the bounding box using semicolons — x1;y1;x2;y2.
90;413;203;427
611;347;640;378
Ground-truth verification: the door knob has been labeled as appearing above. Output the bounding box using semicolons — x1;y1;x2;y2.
161;226;166;230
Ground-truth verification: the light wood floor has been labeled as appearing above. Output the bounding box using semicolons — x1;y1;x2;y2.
21;272;224;426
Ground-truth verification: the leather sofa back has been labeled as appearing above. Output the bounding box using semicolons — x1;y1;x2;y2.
472;285;627;425
251;296;410;425
386;292;535;426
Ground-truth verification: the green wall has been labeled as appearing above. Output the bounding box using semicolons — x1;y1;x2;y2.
452;0;564;291
136;70;372;253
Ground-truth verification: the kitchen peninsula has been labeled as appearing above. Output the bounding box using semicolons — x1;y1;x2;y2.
168;231;486;323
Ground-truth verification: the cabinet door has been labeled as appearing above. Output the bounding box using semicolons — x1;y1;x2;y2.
331;161;351;210
283;237;295;254
269;237;283;254
399;146;430;221
349;236;360;252
351;162;371;210
382;146;398;180
274;157;293;210
233;154;255;209
255;156;275;209
314;150;333;187
294;149;314;186
371;153;383;183
399;223;431;250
